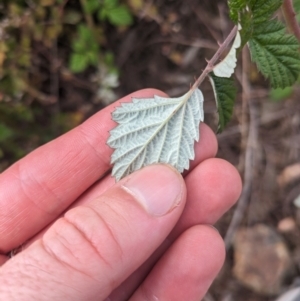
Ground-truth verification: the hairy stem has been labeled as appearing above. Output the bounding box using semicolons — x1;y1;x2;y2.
191;25;238;91
282;0;300;42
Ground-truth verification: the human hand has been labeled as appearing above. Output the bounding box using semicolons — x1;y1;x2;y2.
0;89;241;301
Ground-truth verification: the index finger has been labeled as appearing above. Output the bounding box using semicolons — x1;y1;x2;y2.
0;89;166;253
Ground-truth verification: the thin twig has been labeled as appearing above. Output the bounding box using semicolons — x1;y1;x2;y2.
24;83;57;105
224;103;257;250
224;47;259;250
191;25;238;90
282;0;300;42
146;38;218;50
58;0;70;16
79;0;95;30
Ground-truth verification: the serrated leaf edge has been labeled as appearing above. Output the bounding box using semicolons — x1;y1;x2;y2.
108;89;204;181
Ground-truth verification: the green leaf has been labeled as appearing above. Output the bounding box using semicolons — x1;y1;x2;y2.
228;0;283;46
72;39;86;52
98;0;120;21
209;74;237;133
69;53;89;73
248;20;300;88
78;24;94;40
270;86;293;101
71;24;99;54
250;0;283;24
104;0;119;9
107;89;204;181
107;6;133;26
0;123;14;142
83;0;100;13
228;0;282;24
86;51;98;65
228;1;300;88
228;0;247;23
228;1;253;47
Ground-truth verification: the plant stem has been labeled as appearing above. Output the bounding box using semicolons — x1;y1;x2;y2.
24;83;57;104
191;25;238;91
282;0;300;42
79;0;95;31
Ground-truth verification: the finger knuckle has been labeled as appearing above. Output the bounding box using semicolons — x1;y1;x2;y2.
64;205;124;268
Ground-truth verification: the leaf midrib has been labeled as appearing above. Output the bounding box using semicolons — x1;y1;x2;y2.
121;90;194;177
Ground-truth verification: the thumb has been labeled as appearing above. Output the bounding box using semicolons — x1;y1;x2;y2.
0;165;186;301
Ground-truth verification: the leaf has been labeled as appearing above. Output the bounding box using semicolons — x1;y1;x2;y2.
78;24;93;40
107;89;204;181
228;0;282;24
228;1;300;88
0;123;14;142
228;0;283;46
98;8;108;21
83;0;100;13
72;38;86;52
270;86;293;102
228;0;246;23
250;0;283;24
213;26;241;77
209;74;237;133
69;53;89;73
86;51;98;65
248;20;300;88
104;0;119;9
107;6;133;26
73;24;99;52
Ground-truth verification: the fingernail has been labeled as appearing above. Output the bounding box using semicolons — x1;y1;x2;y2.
122;165;183;216
207;224;220;233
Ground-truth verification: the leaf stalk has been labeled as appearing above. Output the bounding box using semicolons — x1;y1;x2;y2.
191;25;238;91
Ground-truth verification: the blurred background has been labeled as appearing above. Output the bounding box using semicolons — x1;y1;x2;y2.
1;0;300;300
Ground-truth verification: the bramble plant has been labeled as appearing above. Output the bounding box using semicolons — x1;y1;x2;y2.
69;0;133;73
83;0;133;27
0;0;133;165
0;0;133;95
108;0;300;181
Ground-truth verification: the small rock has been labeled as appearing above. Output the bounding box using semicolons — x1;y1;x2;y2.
233;224;292;296
277;164;300;188
278;217;297;233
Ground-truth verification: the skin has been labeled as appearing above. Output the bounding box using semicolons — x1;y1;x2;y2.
0;89;242;301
